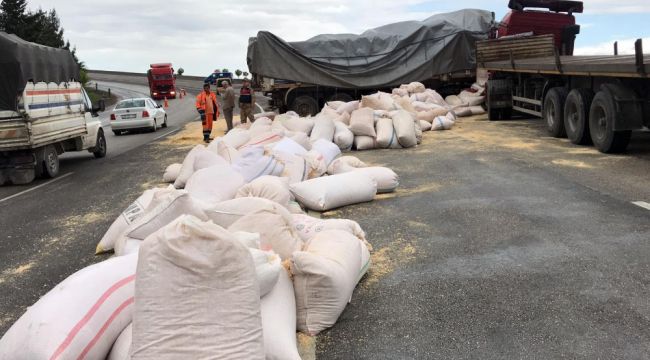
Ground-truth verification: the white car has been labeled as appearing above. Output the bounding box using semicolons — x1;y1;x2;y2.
110;98;167;135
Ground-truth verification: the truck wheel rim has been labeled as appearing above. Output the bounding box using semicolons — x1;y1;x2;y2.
592;105;607;142
546;106;556;128
567;103;578;133
47;152;57;172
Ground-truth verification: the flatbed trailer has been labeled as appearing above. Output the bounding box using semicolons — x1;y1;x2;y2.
480;35;650;153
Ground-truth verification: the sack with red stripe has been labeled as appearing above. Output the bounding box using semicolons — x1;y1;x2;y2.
0;253;137;360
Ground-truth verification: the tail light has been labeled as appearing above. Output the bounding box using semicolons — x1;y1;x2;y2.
142;110;150;118
110;113;116;120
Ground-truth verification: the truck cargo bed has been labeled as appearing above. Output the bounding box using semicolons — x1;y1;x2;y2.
481;54;650;78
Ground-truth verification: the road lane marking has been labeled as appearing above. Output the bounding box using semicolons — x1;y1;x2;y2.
0;172;74;204
152;129;181;141
632;201;650;211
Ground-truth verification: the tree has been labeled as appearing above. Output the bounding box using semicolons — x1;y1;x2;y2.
177;68;185;76
0;1;82;70
0;0;28;36
243;71;249;79
222;68;229;73
235;69;243;78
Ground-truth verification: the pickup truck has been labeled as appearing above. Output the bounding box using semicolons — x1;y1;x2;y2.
0;32;106;185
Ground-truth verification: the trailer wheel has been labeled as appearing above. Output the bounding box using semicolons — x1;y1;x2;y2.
589;91;632;153
328;93;354;103
42;145;60;178
291;95;319;117
543;87;568;138
564;88;593;145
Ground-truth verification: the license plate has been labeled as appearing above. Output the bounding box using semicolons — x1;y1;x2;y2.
121;114;136;119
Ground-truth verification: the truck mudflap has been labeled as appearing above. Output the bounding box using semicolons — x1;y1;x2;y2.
600;84;645;131
0;150;35;185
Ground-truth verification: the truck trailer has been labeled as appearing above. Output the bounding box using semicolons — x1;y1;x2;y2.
0;32;106;185
247;9;495;116
481;0;649;153
147;63;176;100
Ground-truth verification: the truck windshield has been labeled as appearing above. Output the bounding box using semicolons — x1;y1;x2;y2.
116;100;146;109
153;74;173;80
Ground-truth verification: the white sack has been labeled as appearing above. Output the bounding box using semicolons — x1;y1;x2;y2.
470;105;486;115
241;130;284;149
336;100;359;115
185;164;245;205
326;101;344;111
375;117;397;149
327;156;367;175
107;323;132;360
261;269;300;360
236;175;291;207
445;95;466;107
432;115;455;130
416;108;449;123
210;140;240;164
349;108;376;137
114;191;209;256
420;120;432;131
310;139;341;166
255;112;277;120
0;254;137;360
360;92;399;111
280;115;314;134
96;188;157;254
162;163;181;183
220;127;251;149
454;107;472;117
292;230;362;335
354;135;376;150
173;145;205;189
227;202;302;260
391;110;417;148
406;81;426;94
270;137;308;156
333;111;351;125
290;172;377;211
353;167;399;193
289;132;312;150
273;150;310;184
303;151;328;179
205;197;281;228
232;147;284;183
310;116;335;143
249;248;282;297
333;121;354;151
131;215;264;360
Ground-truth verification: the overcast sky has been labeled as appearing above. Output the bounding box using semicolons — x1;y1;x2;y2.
25;0;650;76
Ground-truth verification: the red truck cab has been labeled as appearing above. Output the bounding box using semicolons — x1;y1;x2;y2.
147;63;176;100
498;0;583;54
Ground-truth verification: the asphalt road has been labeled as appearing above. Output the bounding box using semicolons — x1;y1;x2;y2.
317;118;650;359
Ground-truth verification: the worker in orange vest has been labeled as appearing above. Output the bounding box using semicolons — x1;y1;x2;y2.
196;83;219;143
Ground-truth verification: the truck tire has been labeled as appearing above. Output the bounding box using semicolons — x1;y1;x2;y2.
42;145;59;178
543;87;568;138
93;129;107;158
564;88;593;145
291;95;319;117
328;93;354;103
589;90;632;153
9;168;35;185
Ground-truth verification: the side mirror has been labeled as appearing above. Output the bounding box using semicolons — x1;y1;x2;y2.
92;99;106;114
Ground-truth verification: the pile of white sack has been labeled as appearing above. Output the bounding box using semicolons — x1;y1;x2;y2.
0;116;396;358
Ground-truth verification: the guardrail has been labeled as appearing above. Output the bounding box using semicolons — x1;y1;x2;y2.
87;70;244;92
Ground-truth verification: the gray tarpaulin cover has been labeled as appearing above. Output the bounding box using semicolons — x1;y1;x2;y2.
247;9;493;89
0;32;79;110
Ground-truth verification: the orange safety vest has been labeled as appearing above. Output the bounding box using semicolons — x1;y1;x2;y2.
196;91;219;114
